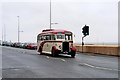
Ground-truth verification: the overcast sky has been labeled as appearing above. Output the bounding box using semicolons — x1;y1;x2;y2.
0;0;119;44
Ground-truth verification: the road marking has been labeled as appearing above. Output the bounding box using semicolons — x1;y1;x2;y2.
46;56;50;59
44;56;66;62
95;67;112;70
13;69;20;71
61;59;66;62
79;63;119;71
83;63;95;68
51;57;66;62
113;69;120;71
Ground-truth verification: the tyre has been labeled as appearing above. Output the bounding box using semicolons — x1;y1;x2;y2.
40;52;43;55
71;50;76;58
51;48;56;57
39;47;43;55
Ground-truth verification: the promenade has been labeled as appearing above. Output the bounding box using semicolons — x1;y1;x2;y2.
74;44;119;56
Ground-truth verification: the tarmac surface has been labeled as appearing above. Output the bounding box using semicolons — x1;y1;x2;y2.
1;46;119;78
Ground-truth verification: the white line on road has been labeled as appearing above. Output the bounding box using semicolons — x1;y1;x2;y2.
44;55;66;62
46;56;50;59
83;63;95;68
79;63;119;71
60;59;66;62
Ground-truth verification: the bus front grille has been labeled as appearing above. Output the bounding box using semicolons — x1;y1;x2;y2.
62;41;69;53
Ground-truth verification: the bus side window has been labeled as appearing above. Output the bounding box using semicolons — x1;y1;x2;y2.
38;35;41;40
46;35;51;40
37;36;39;40
43;36;45;40
50;35;51;40
40;36;42;40
41;36;44;41
49;35;51;40
52;35;55;40
54;36;56;40
46;35;49;40
48;35;51;40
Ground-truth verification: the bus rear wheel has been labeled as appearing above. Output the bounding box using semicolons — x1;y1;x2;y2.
51;48;57;57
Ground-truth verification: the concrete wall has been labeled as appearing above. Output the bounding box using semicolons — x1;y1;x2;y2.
74;45;119;56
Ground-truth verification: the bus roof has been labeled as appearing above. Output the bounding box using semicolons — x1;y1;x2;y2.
38;29;73;36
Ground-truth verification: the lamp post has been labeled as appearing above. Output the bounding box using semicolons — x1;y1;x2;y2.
50;0;51;29
2;25;3;44
49;0;58;29
4;24;6;42
17;16;23;43
17;16;19;43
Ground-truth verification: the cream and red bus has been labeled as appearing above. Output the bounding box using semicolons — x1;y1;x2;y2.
37;29;76;58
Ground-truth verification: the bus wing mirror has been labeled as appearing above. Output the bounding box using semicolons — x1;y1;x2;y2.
74;35;75;37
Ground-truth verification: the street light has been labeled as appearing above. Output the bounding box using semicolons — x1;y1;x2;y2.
50;0;51;29
17;16;19;43
51;23;58;25
51;22;58;28
17;16;23;43
49;0;58;29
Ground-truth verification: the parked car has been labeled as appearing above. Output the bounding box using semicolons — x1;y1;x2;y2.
11;43;17;47
7;42;13;46
15;43;21;48
23;43;30;49
5;42;9;46
10;42;14;47
2;41;7;46
27;43;37;50
19;43;25;48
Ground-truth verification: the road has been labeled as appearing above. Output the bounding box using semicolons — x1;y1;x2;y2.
2;46;118;78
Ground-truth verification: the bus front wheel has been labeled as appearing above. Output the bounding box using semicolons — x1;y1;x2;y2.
71;50;76;58
39;47;43;55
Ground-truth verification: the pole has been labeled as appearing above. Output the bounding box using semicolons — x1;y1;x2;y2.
17;16;19;43
2;26;3;44
82;36;85;53
4;24;6;42
50;0;51;29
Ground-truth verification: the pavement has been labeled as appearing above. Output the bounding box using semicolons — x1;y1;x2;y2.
1;46;119;78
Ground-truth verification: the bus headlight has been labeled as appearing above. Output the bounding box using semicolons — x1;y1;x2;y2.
55;44;57;46
59;45;61;49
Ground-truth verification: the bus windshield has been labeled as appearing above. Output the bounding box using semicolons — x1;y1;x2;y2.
65;34;72;40
56;35;64;39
